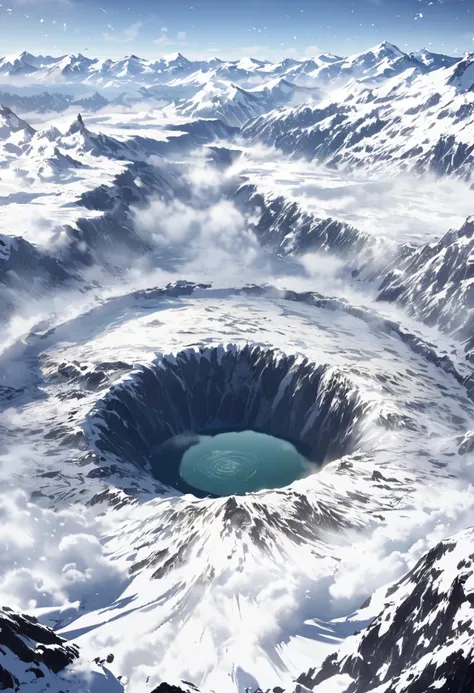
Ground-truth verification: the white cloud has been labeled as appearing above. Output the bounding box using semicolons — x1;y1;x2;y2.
328;485;474;616
103;20;142;43
154;31;172;47
303;44;322;57
0;490;127;618
132;196;266;283
154;27;188;47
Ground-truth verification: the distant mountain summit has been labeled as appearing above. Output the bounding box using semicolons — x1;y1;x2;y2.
447;52;474;91
0;104;35;139
411;47;460;70
0;42;459;89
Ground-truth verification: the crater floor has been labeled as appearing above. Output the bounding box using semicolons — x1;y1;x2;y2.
176;430;310;497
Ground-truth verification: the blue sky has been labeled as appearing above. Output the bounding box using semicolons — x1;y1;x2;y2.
0;0;473;60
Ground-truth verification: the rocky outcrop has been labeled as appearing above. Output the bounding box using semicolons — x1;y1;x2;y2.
377;217;474;360
234;183;383;273
295;527;474;693
0;606;79;690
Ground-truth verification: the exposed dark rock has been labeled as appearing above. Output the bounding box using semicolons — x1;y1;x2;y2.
150;685;196;693
377;218;474;360
294;528;474;693
0;606;79;690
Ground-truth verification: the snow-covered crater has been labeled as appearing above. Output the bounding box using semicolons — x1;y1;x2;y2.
86;345;372;497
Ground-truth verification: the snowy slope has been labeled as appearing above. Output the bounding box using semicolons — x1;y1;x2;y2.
171;78;319;127
242;54;474;177
0;42;459;91
0;105;35;139
411;47;460;70
295;526;474;693
0;607;79;691
377;217;474;358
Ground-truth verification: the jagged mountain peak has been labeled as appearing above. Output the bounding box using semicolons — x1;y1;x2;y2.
411;46;460;69
161;51;192;65
0;104;36;138
0;606;79;690
347;40;407;64
66;112;87;135
0;43;459;92
6;50;34;62
296;527;474;693
447;52;474;91
0;51;38;75
172;72;310;126
374;39;405;55
233;56;271;70
315;51;344;62
32;124;62;142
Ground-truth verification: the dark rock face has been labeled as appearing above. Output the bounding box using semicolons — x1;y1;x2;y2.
0;233;79;320
88;345;368;496
233;183;383;273
0;606;79;690
295;528;474;693
150;685;198;693
149;683;286;693
377;218;474;359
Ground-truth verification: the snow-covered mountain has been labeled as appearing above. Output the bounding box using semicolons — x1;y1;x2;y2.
288;41;429;86
295;526;474;693
447;51;474;91
0;104;35;139
171;77;319;127
0;90;110;114
0;42;459;91
0;108;235;163
377;217;474;358
411;47;460;70
0;51;40;76
0;41;462;132
37;53;98;82
0;606;79;691
242;51;474;177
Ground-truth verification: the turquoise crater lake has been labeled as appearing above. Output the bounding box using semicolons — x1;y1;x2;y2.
178;430;310;497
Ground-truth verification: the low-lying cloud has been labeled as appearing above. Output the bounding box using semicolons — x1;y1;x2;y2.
0;490;127;620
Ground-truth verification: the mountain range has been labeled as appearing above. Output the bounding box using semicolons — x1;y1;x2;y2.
243;49;474;177
0;42;460;91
